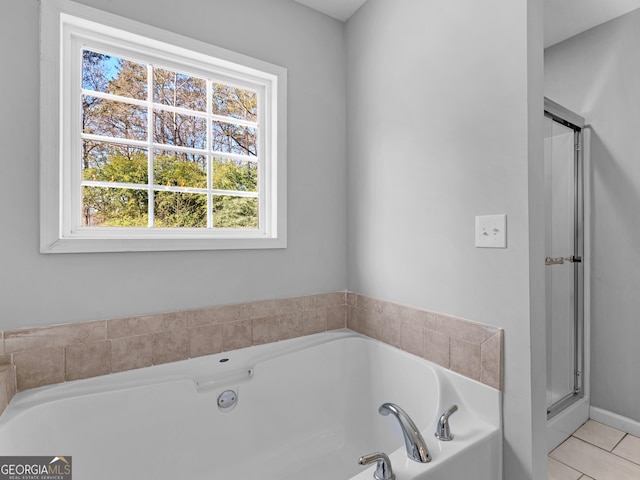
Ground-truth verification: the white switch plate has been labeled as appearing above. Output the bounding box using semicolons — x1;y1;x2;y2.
475;214;507;248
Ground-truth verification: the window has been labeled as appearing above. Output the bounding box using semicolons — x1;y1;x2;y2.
40;0;287;253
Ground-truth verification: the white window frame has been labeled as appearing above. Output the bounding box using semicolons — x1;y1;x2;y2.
40;0;287;253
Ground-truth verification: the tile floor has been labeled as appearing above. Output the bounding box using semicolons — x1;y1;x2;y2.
549;419;640;480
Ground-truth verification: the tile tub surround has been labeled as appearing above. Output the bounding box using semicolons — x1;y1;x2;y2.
347;293;504;390
0;292;503;416
2;292;348;393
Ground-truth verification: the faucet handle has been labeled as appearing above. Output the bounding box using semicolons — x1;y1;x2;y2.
435;404;458;441
358;451;396;480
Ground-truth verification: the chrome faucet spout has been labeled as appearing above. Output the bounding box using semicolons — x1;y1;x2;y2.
379;402;431;463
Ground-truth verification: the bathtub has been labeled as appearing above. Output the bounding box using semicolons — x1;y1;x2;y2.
0;330;501;480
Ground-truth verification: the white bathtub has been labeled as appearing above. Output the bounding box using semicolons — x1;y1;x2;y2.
0;330;501;480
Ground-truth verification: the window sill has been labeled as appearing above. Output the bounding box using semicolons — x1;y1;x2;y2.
41;235;287;253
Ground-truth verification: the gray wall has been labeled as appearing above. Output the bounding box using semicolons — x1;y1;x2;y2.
345;0;546;478
546;9;640;423
0;0;347;330
1;0;551;477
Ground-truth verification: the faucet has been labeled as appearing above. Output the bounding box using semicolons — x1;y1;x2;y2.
358;451;396;480
379;402;431;463
434;404;458;441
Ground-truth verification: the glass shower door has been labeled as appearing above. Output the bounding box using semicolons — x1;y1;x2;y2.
544;102;584;418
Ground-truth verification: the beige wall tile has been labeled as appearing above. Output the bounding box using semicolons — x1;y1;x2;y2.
388;303;437;331
189;324;223;358
347;291;357;306
13;347;65;391
0;366;12;389
423;329;450;368
573;420;626;452
0;366;17;416
346;292;502;388
66;341;111;381
303;292;346;310
252;315;280;345
110;335;153;373
188;303;252;328
347;306;366;334
481;330;503;390
186;307;219;328
613;434;640;465
5;321;107;353
401;324;424;357
363;310;385;341
153;329;189;365
437;314;497;344
107;312;187;339
5;365;16;406
302;308;326;336
249;297;305;318
248;300;280;319
214;303;253;323
356;294;389;316
379;316;401;349
222;320;252;351
3;292;501;392
279;312;305;341
326;304;347;330
450;337;481;381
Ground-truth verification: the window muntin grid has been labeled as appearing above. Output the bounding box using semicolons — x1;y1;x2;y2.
80;48;262;230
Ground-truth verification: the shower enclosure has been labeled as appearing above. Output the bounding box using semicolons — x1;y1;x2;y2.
544;98;589;450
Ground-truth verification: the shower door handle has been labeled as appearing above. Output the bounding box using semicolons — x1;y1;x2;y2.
545;256;582;266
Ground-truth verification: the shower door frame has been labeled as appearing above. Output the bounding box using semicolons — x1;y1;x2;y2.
544;98;585;420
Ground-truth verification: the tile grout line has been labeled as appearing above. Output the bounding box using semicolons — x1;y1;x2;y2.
571;434;640;473
551;424;640;479
569;434;614;453
609;432;627;452
608;433;640;469
551;433;617;478
549;451;587;477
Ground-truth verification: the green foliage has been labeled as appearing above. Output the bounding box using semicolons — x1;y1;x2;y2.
154;154;207;188
154;191;207;228
212;158;257;192
83;153;257;228
82;153;148;227
213;196;259;229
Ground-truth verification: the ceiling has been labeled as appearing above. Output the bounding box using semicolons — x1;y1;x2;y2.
293;0;640;48
293;0;367;22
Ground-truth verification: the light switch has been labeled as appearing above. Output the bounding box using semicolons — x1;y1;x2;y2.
475;214;507;248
